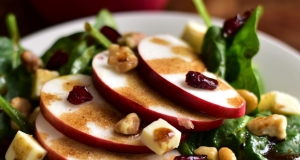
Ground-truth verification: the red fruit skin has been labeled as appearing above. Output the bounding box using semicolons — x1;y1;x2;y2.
30;0;169;24
136;54;246;118
34;128;65;160
92;69;224;131
39;96;152;154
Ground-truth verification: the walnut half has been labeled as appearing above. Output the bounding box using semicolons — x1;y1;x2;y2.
108;44;138;73
114;113;140;135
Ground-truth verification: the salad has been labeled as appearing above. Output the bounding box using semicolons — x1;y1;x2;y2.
1;0;300;159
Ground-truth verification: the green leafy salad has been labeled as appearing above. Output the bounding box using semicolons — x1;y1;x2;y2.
1;0;300;159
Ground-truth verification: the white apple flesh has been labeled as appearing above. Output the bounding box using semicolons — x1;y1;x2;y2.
137;34;246;118
35;113;181;160
39;74;151;153
92;52;224;131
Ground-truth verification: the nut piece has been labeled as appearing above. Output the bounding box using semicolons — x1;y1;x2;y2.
194;146;218;160
115;113;140;135
118;32;146;49
108;44;138;73
237;89;258;114
10;97;32;130
247;114;287;140
11;97;31;117
258;91;300;115
21;51;43;73
219;147;237;160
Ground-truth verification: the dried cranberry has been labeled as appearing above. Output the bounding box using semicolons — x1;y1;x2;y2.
223;9;253;37
185;71;218;90
100;26;122;43
67;86;93;105
174;155;207;160
45;50;69;70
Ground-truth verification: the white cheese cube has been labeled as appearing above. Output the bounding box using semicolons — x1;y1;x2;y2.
141;118;181;155
31;69;59;99
258;91;300;115
5;131;47;160
181;20;207;53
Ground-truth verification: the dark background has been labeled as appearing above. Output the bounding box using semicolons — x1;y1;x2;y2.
1;0;300;52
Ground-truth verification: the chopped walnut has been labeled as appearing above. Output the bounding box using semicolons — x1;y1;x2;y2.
247;114;287;140
21;51;43;73
108;44;138;73
115;113;140;135
194;146;218;160
10;97;32;130
219;147;237;160
11;97;31;117
118;32;146;49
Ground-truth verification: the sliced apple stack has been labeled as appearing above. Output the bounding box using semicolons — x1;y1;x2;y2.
39;74;150;153
35;113;180;159
137;34;246;118
92;51;224;131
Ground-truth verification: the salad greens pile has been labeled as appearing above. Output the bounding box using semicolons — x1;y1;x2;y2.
179;111;300;159
0;14;33;151
0;0;300;159
195;0;263;104
0;10;115;158
177;1;300;159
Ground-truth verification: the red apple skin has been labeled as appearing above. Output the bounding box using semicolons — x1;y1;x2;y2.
30;0;169;24
136;54;246;118
40;101;152;154
92;69;224;131
35;113;181;160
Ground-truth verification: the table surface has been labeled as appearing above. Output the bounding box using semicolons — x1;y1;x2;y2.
1;0;300;53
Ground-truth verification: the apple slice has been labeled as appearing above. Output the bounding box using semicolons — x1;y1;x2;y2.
39;74;151;153
35;113;181;160
137;34;246;118
92;52;224;131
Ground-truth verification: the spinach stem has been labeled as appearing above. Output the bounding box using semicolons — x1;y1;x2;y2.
6;14;19;45
6;13;21;69
192;0;212;27
85;22;112;49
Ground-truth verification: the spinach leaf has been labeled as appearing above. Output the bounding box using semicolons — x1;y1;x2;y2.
197;116;268;159
4;66;32;101
70;46;95;74
178;132;203;155
41;32;85;65
243;133;268;160
94;9;117;30
58;40;88;75
201;26;226;78
0;37;14;75
225;6;263;100
274;115;300;154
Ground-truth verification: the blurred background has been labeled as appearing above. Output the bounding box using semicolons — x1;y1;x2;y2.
0;0;300;52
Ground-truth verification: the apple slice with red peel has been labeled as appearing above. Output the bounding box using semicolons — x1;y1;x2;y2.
137;34;246;118
35;113;181;160
39;74;151;153
92;51;224;131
